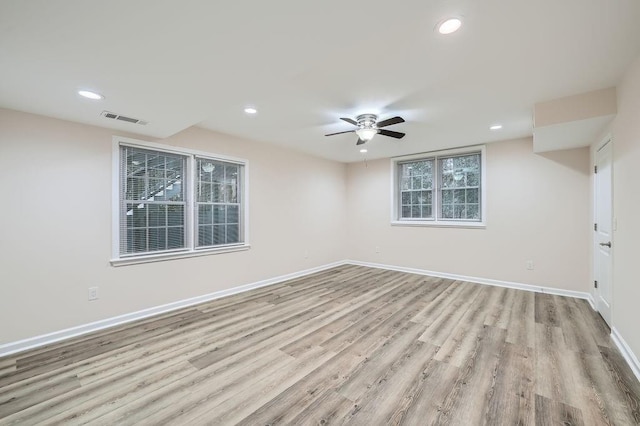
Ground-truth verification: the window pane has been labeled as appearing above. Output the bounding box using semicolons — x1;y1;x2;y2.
199;183;212;202
437;153;481;222
411;176;421;190
126;177;146;200
149;228;167;251
227;206;239;224
127;203;147;228
213;205;226;224
199;204;212;225
467;204;480;220
167;205;184;226
148;204;167;227
213;184;224;202
442;204;453;219
128;229;147;253
397;160;435;220
213;225;225;245
467;188;479;203
199;225;213;246
121;146;188;255
167;227;184;249
227;224;239;243
401;177;410;191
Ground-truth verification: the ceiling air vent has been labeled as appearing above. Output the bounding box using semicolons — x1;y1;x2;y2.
101;111;148;126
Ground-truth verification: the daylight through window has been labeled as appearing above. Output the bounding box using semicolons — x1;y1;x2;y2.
395;147;484;226
116;140;247;262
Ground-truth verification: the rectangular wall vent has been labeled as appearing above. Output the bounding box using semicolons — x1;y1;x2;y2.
101;111;148;126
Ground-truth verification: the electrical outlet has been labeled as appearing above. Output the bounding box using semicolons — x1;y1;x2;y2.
304;250;309;259
526;261;534;270
375;246;380;254
88;287;99;301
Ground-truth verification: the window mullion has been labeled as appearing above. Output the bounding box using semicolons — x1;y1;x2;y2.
186;156;195;250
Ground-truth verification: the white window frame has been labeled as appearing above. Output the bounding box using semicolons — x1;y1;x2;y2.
390;145;486;228
111;136;250;266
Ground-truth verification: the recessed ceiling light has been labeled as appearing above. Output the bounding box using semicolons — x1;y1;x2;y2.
490;124;503;130
244;107;257;114
437;18;462;35
78;90;104;100
360;149;368;153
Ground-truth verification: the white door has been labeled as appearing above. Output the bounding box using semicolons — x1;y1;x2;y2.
594;139;613;326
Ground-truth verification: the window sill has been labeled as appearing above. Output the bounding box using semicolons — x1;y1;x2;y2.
110;244;251;267
390;220;486;229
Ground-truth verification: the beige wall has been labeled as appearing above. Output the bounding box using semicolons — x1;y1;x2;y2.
0;108;348;344
346;138;591;291
610;54;640;360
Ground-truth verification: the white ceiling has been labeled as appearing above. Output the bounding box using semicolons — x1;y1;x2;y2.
1;0;640;163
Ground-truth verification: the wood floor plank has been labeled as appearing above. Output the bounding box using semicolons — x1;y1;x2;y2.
337;320;427;401
433;286;494;367
393;359;460;426
93;348;296;425
287;389;355;425
535;293;562;327
0;266;637;425
280;273;422;357
337;340;440;425
432;325;508;425
417;283;484;346
535;393;585;426
188;346;337;425
534;322;582;407
505;289;535;348
589;345;640;424
484;342;534;425
556;295;602;355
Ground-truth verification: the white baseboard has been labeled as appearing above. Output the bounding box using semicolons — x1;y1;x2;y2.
346;260;594;302
586;293;596;310
611;327;640;383
0;260;348;358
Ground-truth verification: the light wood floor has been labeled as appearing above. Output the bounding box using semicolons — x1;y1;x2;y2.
1;265;639;425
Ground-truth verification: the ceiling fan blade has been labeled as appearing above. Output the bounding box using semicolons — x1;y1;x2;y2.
340;117;358;126
377;116;405;128
325;130;356;137
378;129;405;139
356;138;367;145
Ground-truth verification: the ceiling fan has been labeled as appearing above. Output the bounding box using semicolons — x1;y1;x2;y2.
325;114;405;145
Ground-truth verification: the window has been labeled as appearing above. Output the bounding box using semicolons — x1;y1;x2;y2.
113;138;248;265
393;146;485;226
195;158;241;247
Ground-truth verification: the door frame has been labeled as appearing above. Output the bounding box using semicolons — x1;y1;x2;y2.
593;135;613;325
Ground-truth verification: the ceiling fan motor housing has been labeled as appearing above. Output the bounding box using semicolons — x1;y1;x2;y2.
356;114;378;129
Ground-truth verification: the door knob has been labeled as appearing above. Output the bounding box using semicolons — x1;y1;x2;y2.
599;241;612;248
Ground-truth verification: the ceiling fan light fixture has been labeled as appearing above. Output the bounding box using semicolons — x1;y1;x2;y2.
356;128;377;142
437;18;462;35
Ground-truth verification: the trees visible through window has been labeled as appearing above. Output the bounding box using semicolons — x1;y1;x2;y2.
395;148;484;225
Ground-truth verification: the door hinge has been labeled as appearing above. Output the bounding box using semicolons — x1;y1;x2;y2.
594;165;598;173
594;223;598;231
594;280;598;289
